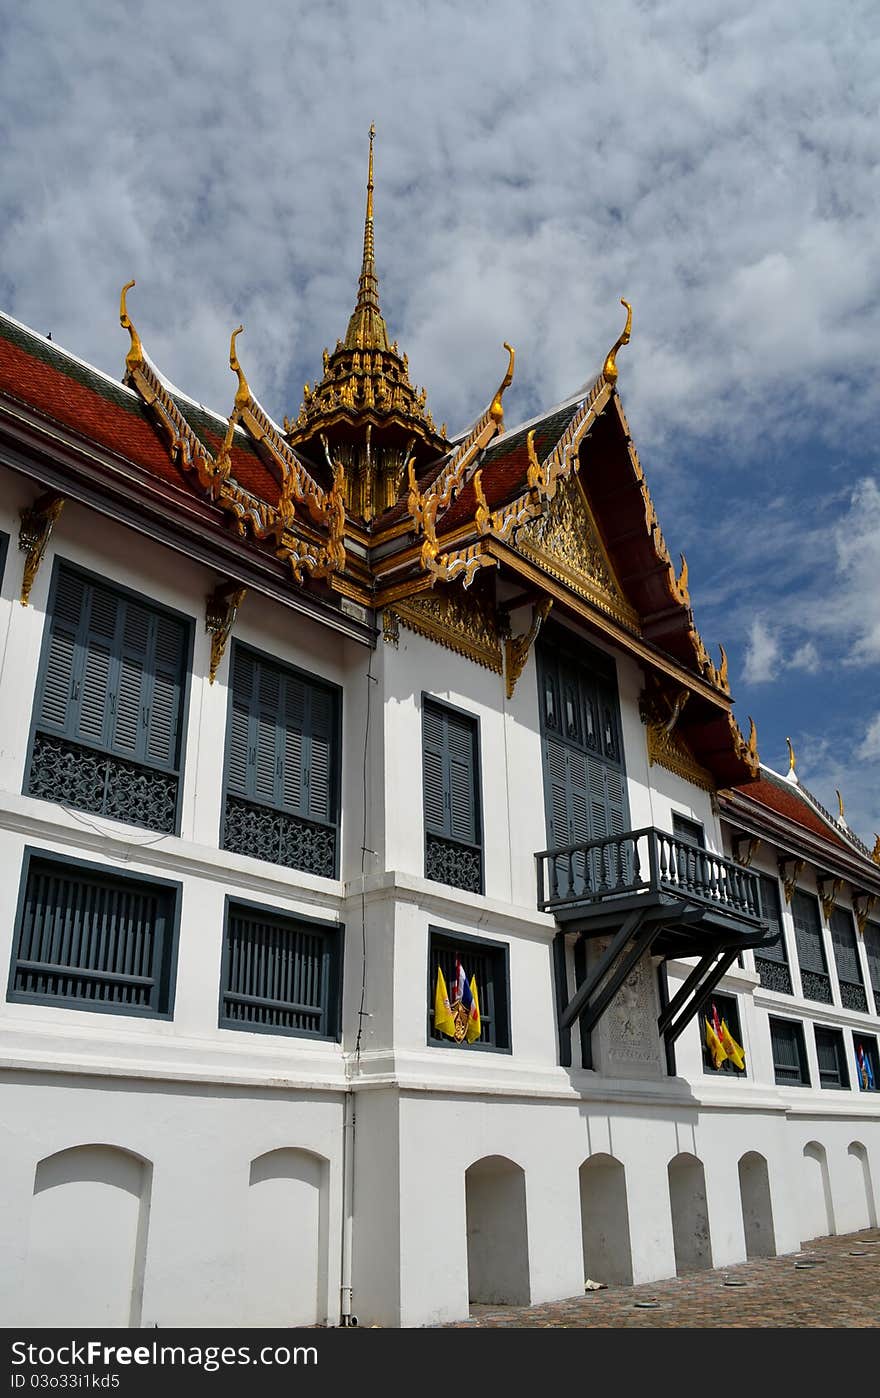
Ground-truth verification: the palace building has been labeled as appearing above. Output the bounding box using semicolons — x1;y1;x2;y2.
0;132;878;1328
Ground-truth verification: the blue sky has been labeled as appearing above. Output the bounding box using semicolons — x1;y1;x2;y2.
1;0;878;841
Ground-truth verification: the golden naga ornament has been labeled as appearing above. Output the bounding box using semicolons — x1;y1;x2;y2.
603;299;632;384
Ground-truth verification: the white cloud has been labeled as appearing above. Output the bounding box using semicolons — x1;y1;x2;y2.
0;0;878;449
744;618;780;684
790;641;820;674
858;713;880;762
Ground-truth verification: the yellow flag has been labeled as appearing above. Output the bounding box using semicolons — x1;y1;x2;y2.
434;967;457;1038
720;1019;745;1070
705;1016;728;1070
465;974;481;1043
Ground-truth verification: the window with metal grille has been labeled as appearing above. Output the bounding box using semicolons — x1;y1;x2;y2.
8;852;179;1017
700;992;746;1076
754;874;793;994
790;889;832;1004
422;699;483;895
219;900;342;1039
222;644;341;880
769;1016;810;1086
26;562;190;835
864;921;880;1016
428;928;510;1052
829;907;868;1012
814;1025;849;1090
853;1033;879;1092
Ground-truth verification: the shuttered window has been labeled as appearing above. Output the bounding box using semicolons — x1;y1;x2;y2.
26;563;189;834
428;928;510;1051
769;1016;810;1086
222;645;340;879
538;634;628;899
220;900;342;1039
829;907;867;1012
754;874;793;994
864;921;880;1015
422;700;482;894
8;853;179;1017
791;890;832;1004
814;1026;849;1090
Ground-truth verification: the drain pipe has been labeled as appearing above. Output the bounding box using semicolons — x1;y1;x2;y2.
339;1083;357;1326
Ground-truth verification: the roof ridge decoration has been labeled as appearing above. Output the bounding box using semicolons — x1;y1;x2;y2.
119;283;346;584
407;357;614;590
419;343;516;515
615;394;730;696
756;758;876;861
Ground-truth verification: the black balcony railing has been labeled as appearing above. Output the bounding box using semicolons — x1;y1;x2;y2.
536;826;764;924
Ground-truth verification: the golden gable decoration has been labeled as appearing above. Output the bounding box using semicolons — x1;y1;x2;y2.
384;579;502;673
517;471;639;632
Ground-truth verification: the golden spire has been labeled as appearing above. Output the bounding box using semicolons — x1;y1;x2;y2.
785;736;797;778
344;122;389;351
603;298;632;385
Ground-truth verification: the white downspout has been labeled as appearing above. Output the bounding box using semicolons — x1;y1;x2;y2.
339;1083;356;1325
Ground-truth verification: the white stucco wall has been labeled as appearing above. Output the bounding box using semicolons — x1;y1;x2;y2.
1;463;879;1328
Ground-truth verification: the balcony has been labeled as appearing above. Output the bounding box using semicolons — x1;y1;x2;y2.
537;826;765;931
537;827;774;1070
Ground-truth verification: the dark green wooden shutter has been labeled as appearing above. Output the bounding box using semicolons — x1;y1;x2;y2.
422;702;479;845
447;711;477;844
758;875;786;962
306;684;334;824
423;702;448;834
38;569;85;731
227;648;254;794
39;568;184;772
544;736;571;849
792;892;827;973
111;599;151;757
865;922;880;1009
229;648;337;825
75;581;118;745
146;614;185;767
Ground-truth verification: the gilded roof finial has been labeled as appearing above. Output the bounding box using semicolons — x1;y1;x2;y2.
872;834;880;865
344;122;388;352
229;325;250;410
603;298;632;385
836;789;847;824
489;342;516;430
785;736;797;778
119;280;143;373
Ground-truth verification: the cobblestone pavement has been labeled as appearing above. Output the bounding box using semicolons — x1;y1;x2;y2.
438;1228;880;1327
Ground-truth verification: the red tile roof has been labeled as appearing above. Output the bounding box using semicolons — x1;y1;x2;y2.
736;776;848;849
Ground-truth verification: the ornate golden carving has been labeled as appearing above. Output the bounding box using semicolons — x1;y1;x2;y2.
777;857;805;905
616;398;731;696
639;686;714;793
205;583;246;684
817;876;844;922
872;835;880;865
119;280;144;373
854;893;878;935
121;298;347;587
504;598;553;700
786;736;797;773
489;342;515;430
602;298;632;385
18;493;65;606
516;471;639;632
733;835;761;868
388;582;502;673
725;713;760;777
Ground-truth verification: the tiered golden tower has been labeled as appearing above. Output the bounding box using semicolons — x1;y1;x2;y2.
286;125;447;521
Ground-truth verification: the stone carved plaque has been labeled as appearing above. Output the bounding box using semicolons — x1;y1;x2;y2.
588;937;664;1079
